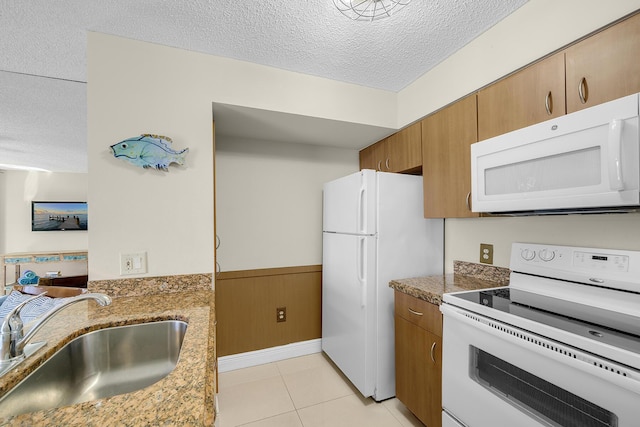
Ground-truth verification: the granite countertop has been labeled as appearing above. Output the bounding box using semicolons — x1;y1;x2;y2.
389;261;510;305
0;288;216;426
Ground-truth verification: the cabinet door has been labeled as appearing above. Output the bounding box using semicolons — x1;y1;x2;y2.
396;315;442;427
376;139;391;172
422;95;478;218
477;52;565;141
566;13;640;113
359;139;389;171
359;143;378;170
386;122;422;174
360;123;422;173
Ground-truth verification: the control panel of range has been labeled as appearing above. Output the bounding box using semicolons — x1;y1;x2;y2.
511;243;631;274
510;243;640;294
573;251;629;272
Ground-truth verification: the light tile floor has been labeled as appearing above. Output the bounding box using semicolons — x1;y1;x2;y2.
217;353;424;427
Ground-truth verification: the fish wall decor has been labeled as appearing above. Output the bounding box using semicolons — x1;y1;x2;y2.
110;134;189;171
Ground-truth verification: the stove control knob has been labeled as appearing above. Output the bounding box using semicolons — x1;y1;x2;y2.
539;249;555;262
521;249;536;261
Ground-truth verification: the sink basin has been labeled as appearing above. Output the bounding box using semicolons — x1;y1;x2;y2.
0;319;187;417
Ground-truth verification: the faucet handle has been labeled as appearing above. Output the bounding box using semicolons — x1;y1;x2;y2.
0;292;49;334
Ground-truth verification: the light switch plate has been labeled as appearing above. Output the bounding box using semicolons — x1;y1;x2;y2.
120;252;147;275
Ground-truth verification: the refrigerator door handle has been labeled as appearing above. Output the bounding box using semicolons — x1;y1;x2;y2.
357;185;366;233
357;236;366;308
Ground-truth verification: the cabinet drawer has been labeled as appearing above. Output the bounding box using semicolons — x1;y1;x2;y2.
395;291;442;336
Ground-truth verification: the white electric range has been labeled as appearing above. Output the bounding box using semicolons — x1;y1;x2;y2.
441;243;640;427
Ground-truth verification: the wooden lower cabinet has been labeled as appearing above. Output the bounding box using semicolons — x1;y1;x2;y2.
395;291;442;427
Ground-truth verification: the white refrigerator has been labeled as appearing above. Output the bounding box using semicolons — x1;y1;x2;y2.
322;169;444;401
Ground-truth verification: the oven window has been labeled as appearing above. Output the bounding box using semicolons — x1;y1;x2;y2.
470;347;617;427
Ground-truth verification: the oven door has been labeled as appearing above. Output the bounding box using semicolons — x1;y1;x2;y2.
441;303;640;427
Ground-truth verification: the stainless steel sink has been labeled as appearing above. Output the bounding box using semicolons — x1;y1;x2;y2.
0;319;188;417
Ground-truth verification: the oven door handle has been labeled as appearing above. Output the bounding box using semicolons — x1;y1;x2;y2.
441;304;640;395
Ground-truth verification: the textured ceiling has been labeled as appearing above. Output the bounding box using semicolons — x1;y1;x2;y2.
0;0;528;172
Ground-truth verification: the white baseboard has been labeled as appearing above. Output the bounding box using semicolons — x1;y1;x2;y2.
218;338;322;373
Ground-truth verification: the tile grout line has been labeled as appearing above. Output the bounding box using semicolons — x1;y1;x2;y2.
381;401;408;427
221;354;416;427
218;362;294;427
274;362;302;425
275;356;357;426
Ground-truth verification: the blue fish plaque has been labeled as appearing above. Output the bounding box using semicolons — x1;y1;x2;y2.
110;134;188;171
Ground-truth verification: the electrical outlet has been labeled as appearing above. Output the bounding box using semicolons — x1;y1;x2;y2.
120;252;147;275
480;244;494;265
276;307;286;323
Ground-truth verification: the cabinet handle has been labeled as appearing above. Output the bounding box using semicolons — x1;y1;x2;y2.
407;308;423;316
216;261;221;277
216;235;221;250
430;342;437;363
385;158;390;171
466;192;471;211
545;91;552;115
578;77;588;104
377;160;382;171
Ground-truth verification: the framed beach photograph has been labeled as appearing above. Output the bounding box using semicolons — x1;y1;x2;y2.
31;201;88;231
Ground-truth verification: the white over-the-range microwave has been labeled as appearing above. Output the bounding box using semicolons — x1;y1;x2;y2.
471;92;640;214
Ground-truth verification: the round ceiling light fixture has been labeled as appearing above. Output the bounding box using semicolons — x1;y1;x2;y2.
333;0;411;21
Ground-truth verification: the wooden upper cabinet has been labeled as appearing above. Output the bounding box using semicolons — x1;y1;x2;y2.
477;52;566;141
359;141;381;171
386;122;422;174
359;122;422;174
565;12;640;113
422;95;479;218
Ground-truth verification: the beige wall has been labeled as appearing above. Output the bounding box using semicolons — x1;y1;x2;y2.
1;171;88;254
87;33;391;281
215;137;358;271
87;1;640;280
88;35;214;280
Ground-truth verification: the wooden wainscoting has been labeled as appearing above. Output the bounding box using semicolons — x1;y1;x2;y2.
215;265;322;357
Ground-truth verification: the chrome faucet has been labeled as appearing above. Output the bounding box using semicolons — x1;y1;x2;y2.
0;292;111;374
